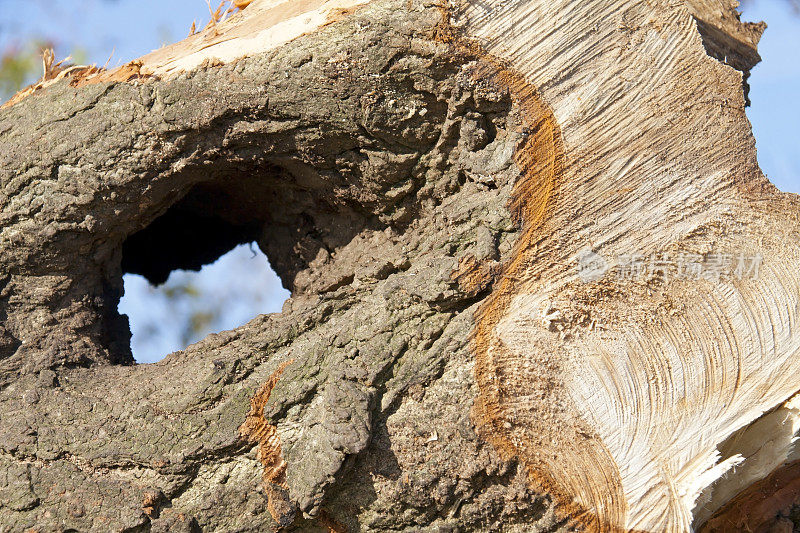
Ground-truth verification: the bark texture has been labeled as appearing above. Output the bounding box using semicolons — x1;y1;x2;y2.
0;0;797;531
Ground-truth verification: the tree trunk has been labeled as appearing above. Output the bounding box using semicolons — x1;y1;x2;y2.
0;0;797;531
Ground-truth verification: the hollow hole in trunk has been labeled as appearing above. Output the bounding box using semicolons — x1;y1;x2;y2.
117;171;292;363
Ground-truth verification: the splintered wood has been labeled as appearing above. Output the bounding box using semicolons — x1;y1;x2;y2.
2;0;369;108
1;49;105;109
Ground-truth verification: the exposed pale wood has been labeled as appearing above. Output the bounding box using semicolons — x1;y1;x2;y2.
135;0;370;77
454;0;800;530
1;0;369;108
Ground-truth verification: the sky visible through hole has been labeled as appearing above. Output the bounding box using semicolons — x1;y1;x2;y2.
119;243;290;363
1;0;797;362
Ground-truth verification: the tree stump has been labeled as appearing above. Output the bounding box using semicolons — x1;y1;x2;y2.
0;0;797;531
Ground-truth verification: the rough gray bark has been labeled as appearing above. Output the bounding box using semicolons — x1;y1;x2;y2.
0;3;556;531
1;0;798;531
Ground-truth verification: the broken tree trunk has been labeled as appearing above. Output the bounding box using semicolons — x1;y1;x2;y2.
0;0;797;531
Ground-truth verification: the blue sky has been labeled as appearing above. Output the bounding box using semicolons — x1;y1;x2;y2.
1;0;797;362
118;244;289;363
0;0;211;66
740;1;800;193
